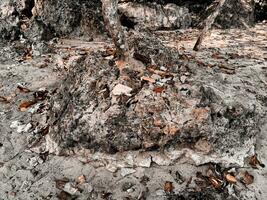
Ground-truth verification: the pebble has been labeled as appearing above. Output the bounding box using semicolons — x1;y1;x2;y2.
63;183;78;195
120;168;136;177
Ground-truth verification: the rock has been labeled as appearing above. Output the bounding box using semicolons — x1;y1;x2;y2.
135;154;152;168
63;183;78;195
118;2;191;30
112;84;133;96
120;168;136;177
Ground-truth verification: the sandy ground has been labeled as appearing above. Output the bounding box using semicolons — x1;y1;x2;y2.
0;23;266;200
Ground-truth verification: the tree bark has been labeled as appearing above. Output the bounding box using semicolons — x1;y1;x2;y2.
102;0;129;58
193;0;227;51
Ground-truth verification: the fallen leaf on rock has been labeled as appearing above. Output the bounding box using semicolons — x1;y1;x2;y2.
76;175;86;184
153;86;165;93
17;84;31;93
241;171;254;185
225;174;237;184
19;100;37;111
0;96;9;103
141;76;156;83
249;155;265;168
164;181;174;193
211;53;224;59
209;177;223;189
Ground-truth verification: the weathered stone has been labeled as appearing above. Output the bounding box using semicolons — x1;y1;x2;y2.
118;2;191;30
46;32;266;164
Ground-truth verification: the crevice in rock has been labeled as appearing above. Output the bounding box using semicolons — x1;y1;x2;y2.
21;0;35;18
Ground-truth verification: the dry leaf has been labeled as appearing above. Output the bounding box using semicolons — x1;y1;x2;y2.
211;53;224;59
19;100;37;111
249;155;264;168
76;175;86;184
0;96;9;103
225;174;237;184
209;177;223;189
141;76;156;83
17;84;31;93
153;86;165;93
33;90;48;101
241;171;254;185
164;181;174;193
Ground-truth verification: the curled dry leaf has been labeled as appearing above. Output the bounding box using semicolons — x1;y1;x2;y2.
225;174;237;184
17;84;31;93
19;100;37;111
209;177;223;189
241;171;254;185
164;181;174;193
249;155;265;168
153;86;165;93
0;96;9;103
141;76;156;83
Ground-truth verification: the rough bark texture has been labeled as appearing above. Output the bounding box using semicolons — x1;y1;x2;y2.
102;0;129;57
193;0;227;51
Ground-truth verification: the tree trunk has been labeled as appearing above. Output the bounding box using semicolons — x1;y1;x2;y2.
102;0;129;58
193;0;227;51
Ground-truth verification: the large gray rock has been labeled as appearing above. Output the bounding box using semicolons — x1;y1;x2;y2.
47;33;266;160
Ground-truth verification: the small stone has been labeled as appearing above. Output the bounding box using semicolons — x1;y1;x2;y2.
180;75;187;83
122;182;133;191
106;163;118;173
63;183;78;195
120;168;136;177
135;153;151;167
151;154;172;166
112;84;133;96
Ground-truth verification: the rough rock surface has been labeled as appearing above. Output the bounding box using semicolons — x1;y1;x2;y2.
47;30;266;164
0;24;266;199
118;2;191;30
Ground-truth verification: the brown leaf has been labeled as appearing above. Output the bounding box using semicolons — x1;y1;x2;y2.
0;96;9;103
164;181;174;193
153;86;165;93
241;171;254;185
141;76;156;83
225;174;237;184
209;177;223;189
17;85;31;93
249;155;265;168
211;53;224;59
19;100;37;111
